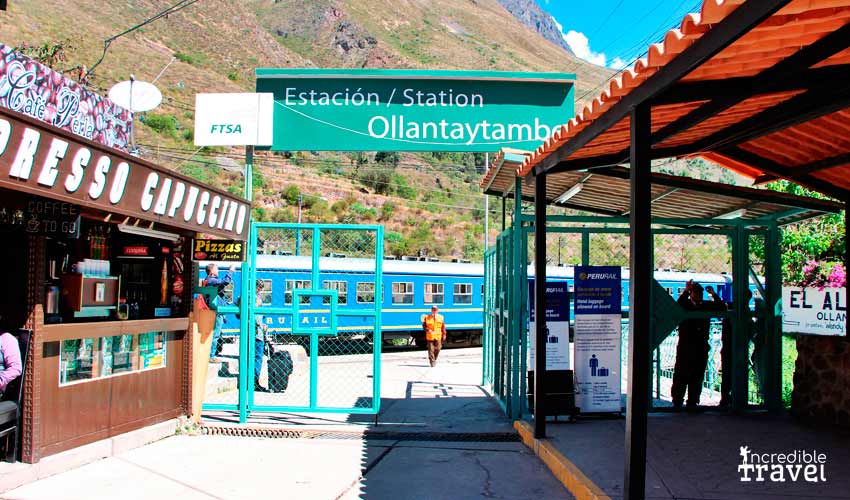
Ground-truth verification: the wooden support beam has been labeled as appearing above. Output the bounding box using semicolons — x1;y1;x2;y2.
534;0;792;176
720;147;849;201
625;102;652;500
791;152;850;177
533;173;547;439
653;65;850;105
651;22;850;146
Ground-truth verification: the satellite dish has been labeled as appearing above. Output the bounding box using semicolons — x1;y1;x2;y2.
109;79;163;112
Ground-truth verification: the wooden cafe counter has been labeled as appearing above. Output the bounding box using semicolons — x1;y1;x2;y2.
0;107;250;462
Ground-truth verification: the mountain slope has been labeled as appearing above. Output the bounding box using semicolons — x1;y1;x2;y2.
495;0;574;56
0;0;617;258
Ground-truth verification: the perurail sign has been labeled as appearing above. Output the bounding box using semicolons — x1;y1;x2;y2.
255;69;574;152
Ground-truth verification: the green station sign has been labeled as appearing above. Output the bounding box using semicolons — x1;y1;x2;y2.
256;69;575;152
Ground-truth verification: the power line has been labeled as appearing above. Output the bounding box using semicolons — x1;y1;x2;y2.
87;0;202;77
587;0;627;40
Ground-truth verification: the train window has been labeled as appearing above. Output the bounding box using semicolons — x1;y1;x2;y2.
423;283;444;304
454;283;473;304
284;279;311;305
356;282;375;303
392;282;414;305
323;280;347;305
259;280;272;306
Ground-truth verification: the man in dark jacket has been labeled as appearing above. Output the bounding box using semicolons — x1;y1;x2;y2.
672;280;725;410
204;263;234;362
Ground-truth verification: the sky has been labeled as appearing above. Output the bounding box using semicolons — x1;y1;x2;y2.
539;0;704;70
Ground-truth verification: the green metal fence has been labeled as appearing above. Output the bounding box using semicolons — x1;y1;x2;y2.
483;205;783;418
202;222;383;422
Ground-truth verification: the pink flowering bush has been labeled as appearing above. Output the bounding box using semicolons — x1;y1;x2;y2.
797;261;846;289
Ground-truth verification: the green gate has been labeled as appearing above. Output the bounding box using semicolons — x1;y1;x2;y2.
203;222;383;423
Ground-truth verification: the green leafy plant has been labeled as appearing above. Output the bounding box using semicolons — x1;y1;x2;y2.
143;113;179;138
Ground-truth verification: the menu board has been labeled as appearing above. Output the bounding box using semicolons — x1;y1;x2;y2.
0;197;80;238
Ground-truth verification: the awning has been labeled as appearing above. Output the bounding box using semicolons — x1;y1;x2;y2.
498;0;850;202
482;152;843;225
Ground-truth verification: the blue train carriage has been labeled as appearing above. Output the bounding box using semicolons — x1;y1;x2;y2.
197;256;485;348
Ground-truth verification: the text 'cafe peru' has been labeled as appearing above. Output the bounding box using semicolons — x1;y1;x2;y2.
0;43;248;463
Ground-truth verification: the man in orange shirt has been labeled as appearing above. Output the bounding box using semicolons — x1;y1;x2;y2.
422;305;446;367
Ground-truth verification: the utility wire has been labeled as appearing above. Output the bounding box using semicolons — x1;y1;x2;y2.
87;0;201;77
587;0;627;40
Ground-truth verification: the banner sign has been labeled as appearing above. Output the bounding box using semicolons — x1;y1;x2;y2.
0;43;132;151
574;266;622;413
256;69;574;152
528;280;570;370
782;286;846;336
193;93;273;146
0;107;249;239
192;238;245;262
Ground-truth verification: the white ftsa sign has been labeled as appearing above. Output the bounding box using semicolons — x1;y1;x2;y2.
194;93;273;146
782;287;846;336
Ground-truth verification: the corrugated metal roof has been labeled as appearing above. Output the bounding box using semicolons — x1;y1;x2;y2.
483;0;850;205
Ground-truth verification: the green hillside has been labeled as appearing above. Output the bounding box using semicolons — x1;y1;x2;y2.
1;0;615;259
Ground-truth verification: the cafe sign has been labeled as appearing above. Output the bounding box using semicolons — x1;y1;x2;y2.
782;286;846;336
192;238;245;262
0;43;132;151
256;69;575;152
0;107;249;239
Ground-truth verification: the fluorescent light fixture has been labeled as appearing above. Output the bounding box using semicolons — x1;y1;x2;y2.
117;224;180;242
554;183;583;204
715;208;748;219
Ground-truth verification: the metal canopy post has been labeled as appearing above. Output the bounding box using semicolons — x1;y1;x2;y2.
625;102;651;500
533;173;548;438
732;225;750;411
239;145;255;423
508;176;524;419
763;222;783;410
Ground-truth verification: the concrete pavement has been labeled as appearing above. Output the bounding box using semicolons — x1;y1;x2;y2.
1;348;573;500
531;412;850;500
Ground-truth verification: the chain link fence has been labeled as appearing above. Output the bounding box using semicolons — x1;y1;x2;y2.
203;223;382;417
486;218;771;417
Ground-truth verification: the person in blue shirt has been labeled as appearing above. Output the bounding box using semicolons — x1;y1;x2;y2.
204;263;234;362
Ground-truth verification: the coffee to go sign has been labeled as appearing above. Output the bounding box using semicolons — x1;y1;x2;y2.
0;107;249;239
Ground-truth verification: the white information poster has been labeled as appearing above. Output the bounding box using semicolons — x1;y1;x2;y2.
574;266;622;413
528;281;571;370
782;286;846;336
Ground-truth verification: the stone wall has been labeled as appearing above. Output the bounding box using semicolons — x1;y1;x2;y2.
792;335;850;427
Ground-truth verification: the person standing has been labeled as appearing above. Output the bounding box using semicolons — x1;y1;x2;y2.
422;305;446;367
254;280;269;392
672;280;725;410
204;263;234;363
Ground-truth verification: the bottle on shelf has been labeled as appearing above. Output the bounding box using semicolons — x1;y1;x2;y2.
117;298;129;320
